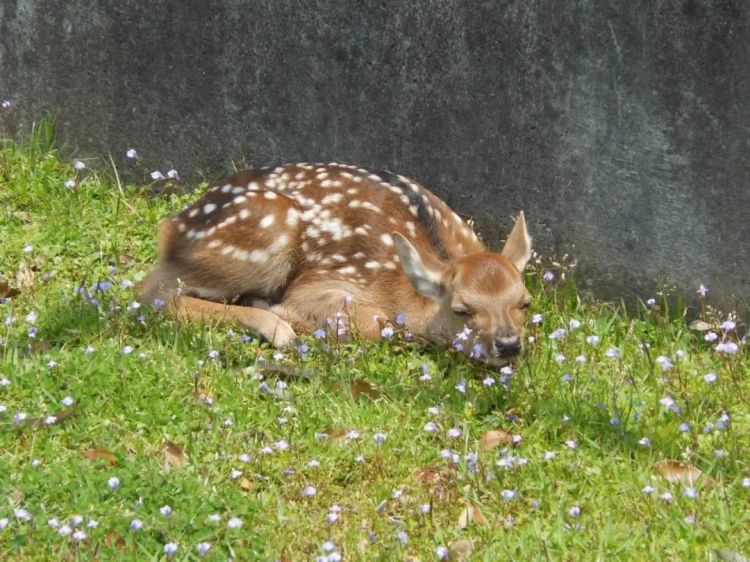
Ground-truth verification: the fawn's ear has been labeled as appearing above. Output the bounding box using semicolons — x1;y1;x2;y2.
393;233;445;300
501;211;532;272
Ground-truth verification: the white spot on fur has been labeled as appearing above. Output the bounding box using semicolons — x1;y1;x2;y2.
259;215;275;229
406;221;416;236
207;239;221;249
249;249;269;262
248;181;259;190
365;261;381;269
354;226;368;236
232;187;244;194
346;188;358;195
286;208;300;227
338;266;356;275
380;233;393;246
383;261;397;270
239;209;250;220
221;184;232;193
264;191;278;200
188;208;199;218
270;234;290;252
233;249;249;261
234;195;247;205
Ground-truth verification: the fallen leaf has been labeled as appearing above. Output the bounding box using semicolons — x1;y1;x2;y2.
689;320;713;331
323;426;348;439
0;277;19;298
25;407;76;427
333;379;381;401
104;530;127;551
655;460;707;487
479;429;513;451
450;538;475;560
82;449;117;465
240;478;252;492
163;441;188;472
15;263;35;290
457;503;486;528
714;550;750;562
414;467;439;484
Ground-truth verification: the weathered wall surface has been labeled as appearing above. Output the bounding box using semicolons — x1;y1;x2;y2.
1;1;748;306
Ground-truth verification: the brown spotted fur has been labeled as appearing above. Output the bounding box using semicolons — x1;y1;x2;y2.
139;163;532;364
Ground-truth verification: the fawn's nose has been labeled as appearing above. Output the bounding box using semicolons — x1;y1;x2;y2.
494;331;522;357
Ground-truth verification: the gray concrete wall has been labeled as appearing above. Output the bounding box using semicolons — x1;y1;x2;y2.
1;1;748;307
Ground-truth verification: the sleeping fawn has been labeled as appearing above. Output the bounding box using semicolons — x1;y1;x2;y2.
139;163;532;365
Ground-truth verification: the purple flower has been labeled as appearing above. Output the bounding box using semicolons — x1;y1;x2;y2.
542;271;554;281
395;312;406;325
196;542;212;556
164;542;178;557
696;284;708;297
549;328;566;340
380;326;394;339
73;160;86;170
1;100;11;110
704;331;718;342
568;505;581;518
715;341;739;354
703;372;717;383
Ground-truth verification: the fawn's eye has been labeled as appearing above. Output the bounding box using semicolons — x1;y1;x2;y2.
520;300;532;310
452;307;472;317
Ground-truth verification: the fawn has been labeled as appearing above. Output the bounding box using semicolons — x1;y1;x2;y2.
139;163;532;365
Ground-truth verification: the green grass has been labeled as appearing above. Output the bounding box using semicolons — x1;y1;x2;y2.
0;119;748;561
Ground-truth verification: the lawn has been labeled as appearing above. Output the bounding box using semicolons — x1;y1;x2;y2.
0;118;748;561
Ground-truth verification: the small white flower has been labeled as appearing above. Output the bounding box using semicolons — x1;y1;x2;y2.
0;518;8;530
543;451;556;460
424;421;438;433
58;525;72;536
447;427;461;438
60;395;75;407
346;430;360;440
301;485;317;497
638;437;651;447
22;244;33;253
167;169;180;180
565;440;577;449
126;148;138;159
227;516;243;529
64;179;76;189
160;505;172;517
568;319;581;330
531;313;543;324
605;347;620;358
164;542;178;556
436;545;449;559
107;476;120;490
642;485;656;495
73;160;86;170
207;513;221;523
586;335;600;346
660;492;673;502
703;372;717;383
196;542;212;556
151;170;165;180
568;505;581;518
130;519;143;531
73;530;87;541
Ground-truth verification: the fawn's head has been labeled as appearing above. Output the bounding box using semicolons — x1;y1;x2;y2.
394;212;532;365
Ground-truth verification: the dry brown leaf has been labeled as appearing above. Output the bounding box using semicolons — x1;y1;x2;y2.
450;538;475;560
333;379;381;401
479;429;513;451
655;460;710;487
15;263;35;290
240;478;252;492
324;426;348;439
163;441;188;472
689;319;713;331
0;278;20;298
414;467;439;484
104;530;127;551
457;503;486;528
82;449;117;465
26;407;76;427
